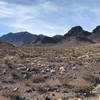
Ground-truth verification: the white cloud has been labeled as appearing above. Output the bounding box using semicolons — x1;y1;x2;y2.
0;0;61;36
0;0;100;36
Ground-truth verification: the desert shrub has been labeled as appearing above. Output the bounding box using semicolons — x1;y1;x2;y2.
32;74;46;83
2;88;25;100
11;70;21;80
74;79;93;97
9;95;25;100
19;52;26;59
57;75;70;85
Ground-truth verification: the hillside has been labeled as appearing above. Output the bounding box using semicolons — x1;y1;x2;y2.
0;40;16;59
58;26;94;47
0;40;14;49
1;26;100;47
26;35;64;46
89;26;100;42
0;32;38;46
25;26;99;47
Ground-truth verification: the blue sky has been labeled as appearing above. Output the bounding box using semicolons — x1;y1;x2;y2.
0;0;100;36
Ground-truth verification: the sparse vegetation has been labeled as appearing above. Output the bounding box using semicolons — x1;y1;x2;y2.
1;43;100;99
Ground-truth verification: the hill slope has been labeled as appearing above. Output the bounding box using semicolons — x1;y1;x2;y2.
27;26;95;46
0;40;14;48
1;26;100;47
26;35;64;46
0;32;38;46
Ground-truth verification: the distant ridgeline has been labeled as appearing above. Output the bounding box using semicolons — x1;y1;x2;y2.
0;26;100;46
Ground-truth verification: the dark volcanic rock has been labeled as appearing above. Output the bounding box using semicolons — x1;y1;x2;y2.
64;26;91;38
27;35;64;46
76;37;94;43
41;36;62;44
64;26;83;37
63;26;94;45
88;25;100;42
25;26;94;46
2;25;100;47
92;26;100;34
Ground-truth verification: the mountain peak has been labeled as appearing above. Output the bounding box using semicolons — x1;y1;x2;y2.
7;32;13;35
0;31;38;46
69;26;83;33
93;26;100;33
71;26;83;30
64;26;83;37
17;31;31;34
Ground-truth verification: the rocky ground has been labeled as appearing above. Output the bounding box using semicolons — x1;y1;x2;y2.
0;44;100;100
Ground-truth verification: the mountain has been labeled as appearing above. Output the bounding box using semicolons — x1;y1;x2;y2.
60;26;94;46
25;35;64;46
64;26;92;37
93;26;100;34
88;26;100;42
27;26;95;47
64;26;83;37
0;31;38;46
0;40;16;59
2;25;100;47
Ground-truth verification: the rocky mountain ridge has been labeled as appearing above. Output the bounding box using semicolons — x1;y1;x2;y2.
1;26;100;46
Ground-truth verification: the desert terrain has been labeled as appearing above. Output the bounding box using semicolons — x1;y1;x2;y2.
0;41;100;100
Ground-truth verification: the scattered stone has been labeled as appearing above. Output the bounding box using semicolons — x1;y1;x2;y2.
17;67;26;71
26;68;31;72
41;70;45;74
13;87;19;92
3;69;6;74
92;85;100;94
46;68;50;72
50;69;55;73
59;67;65;72
72;67;76;70
83;93;87;96
26;59;31;63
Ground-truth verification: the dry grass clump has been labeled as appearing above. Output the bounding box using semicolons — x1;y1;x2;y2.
24;74;53;94
3;54;19;65
70;78;93;97
76;79;92;90
80;67;96;84
24;74;47;87
2;88;25;100
57;74;70;85
3;55;14;64
31;74;46;83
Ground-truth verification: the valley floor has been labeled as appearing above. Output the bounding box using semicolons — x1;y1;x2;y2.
1;44;100;100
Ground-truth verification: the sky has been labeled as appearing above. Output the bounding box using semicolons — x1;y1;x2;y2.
0;0;100;36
